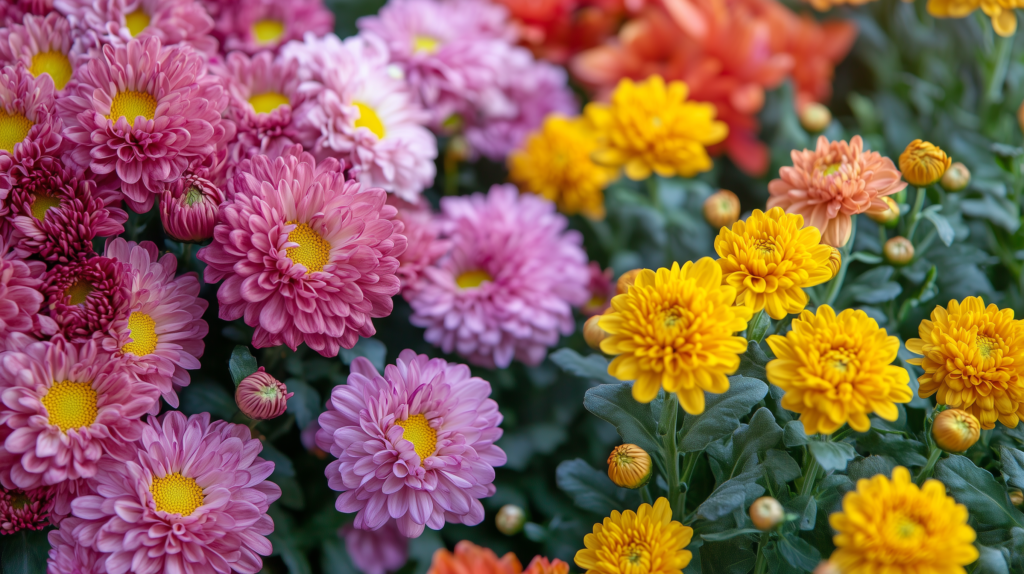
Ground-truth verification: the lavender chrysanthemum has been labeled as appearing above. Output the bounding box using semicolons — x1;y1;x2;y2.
55;0;217;55
0;12;76;91
209;0;333;55
41;254;130;341
342;519;409;574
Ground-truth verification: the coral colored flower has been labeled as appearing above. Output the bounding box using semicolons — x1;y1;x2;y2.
317;350;506;538
715;207;833;320
599;259;752;414
508;114;617;220
828;467;978;574
575;498;693;574
0;63;57;157
198;147;406;357
0;13;75;91
899;139;951;187
47;517;106;574
524;557;569;574
805;0;879;9
55;0;217;54
407;185;589;368
0;237;51;343
767;135;906;248
41;255;130;341
390;196;449;291
582;261;613;316
906;297;1024;429
928;0;1018;36
235;367;292;420
68;411;281;574
209;0;334;54
766;305;911;434
342;519;409;574
428;541;522;574
495;0;614;64
58;37;232;213
585;75;727;181
159;164;224;242
0;485;54;533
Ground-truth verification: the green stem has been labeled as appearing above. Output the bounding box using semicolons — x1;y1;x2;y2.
916;445;943;486
640;485;653;505
678;451;700;514
647;176;660;208
799;455;821;498
986;33;1014;105
660;398;681;520
821;217;857;308
753;531;770;574
878;223;888;251
747;309;771;343
905;186;927;242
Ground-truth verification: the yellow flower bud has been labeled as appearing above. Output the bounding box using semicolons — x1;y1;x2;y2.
940;162;970;192
495;504;526;535
799;102;832;133
1011;489;1024;507
899;139;951;187
812;561;841;574
866;196;900;227
615;269;642;296
826;247;842;279
884;236;914;266
703;189;741;230
583;315;608;351
932;409;980;453
607;444;652;489
749;496;784;531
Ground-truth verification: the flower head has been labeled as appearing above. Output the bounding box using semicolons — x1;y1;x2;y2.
599;259;752;414
47;517;107;574
766;305;912;434
342;519;409;574
390;196;449;291
0;237;50;342
703;189;741;230
942;161;971;192
41;255;129;341
899;139;951;187
928;0;1017;36
495;504;526;535
0;485;54;533
767;135;907;247
0;63;57;156
607;444;651;489
0;13;75;91
210;0;334;54
159;166;224;242
525;557;569;574
317;350;506;538
55;0;217;55
582;261;613;316
236;367;292;420
932;408;981;453
906;297;1024;429
428;541;522;574
828;466;978;574
575;497;693;574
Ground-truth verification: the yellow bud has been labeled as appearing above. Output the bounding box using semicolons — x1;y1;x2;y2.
932;409;980;453
826;247;842;279
884;236;914;266
799;102;832;133
941;162;970;192
812;561;841;574
607;444;652;489
703;189;741;230
749;496;784;531
899;139;951;187
1011;490;1024;507
583;315;608;351
615;269;642;296
495;504;526;535
866;196;900;227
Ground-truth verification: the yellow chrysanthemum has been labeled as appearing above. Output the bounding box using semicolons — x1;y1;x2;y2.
599;259;752;414
584;75;728;181
927;0;1021;36
766;305;912;434
899;139;952;187
828;467;978;574
575;497;693;574
715;207;833;320
508;115;618;220
906;296;1024;429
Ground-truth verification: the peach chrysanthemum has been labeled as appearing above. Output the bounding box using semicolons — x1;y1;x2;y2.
928;0;1020;37
906;296;1024;429
767;135;906;247
804;0;879;10
715;207;833;320
574;497;693;574
599;259;752;414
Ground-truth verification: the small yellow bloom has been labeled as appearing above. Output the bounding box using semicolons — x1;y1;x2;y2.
766;305;912;434
899;139;951;187
509;115;618;220
575;497;693;574
826;247;842;279
866;196;900;226
928;0;1020;36
703;189;741;230
932;409;981;453
828;467;978;574
599;259;752;414
607;444;652;489
585;75;728;181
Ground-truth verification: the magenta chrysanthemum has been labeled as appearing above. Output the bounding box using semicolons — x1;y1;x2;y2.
47;517;106;574
41;254;129;341
159;163;224;243
57;37;232;213
0;63;58;157
69;411;281;574
235;366;292;420
0;237;52;344
342;519;409;574
0;0;55;27
55;0;217;55
317;350;506;538
0;13;76;91
582;261;613;316
390;196;449;291
197;147;406;357
210;0;333;55
0;484;55;533
407;185;589;368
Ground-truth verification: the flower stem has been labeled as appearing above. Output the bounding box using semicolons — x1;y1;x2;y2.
660;397;682;520
753;531;770;574
799;455;821;498
640;485;653;505
647;176;660;207
905;186;927;241
678;451;700;514
986;33;1014;105
916;445;943;486
823;221;856;308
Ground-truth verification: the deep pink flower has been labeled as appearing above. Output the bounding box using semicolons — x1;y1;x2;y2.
0;237;52;345
210;0;333;55
407;185;589;368
0;63;58;158
0;484;55;533
40;255;130;341
390;196;449;292
69;411;281;574
197;146;406;357
235;366;292;420
47;517;107;574
582;261;613;316
159;168;224;243
55;0;217;55
0;0;55;26
317;350;506;537
0;12;76;91
342;519;408;574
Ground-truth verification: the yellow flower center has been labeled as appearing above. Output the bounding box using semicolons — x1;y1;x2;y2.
124;8;150;36
248;92;290;115
0;111;33;153
252;19;285;44
824;349;857;376
456;269;492;289
976;335;996;358
412;35;441;54
122;312;158;356
893;515;924;539
753;237;775;256
41;380;98;433
65;280;94;305
620;544;650;572
662;307;688;328
822;162;841;176
353;102;386;139
30;51;72;91
394;414;437;464
108;91;157;127
150;472;205;516
286;222;330;274
30;193;61;221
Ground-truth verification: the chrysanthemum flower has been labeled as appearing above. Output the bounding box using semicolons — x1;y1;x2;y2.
47;517;106;574
390;196;449;291
55;0;217;55
906;296;1024;429
428;540;522;574
58;37;232;212
582;261;613;316
0;237;51;343
928;0;1018;37
575;497;693;574
508;114;617;220
715;207;833;320
209;0;334;54
1;1;57;27
0;63;57;157
68;411;281;574
767;135;907;248
599;259;752;414
235;367;292;420
198;147;406;357
159;162;224;242
766;305;912;434
41;255;129;341
0;13;75;91
899;139;951;187
0;485;54;532
342;519;409;574
406;185;589;368
317;350;506;538
607;444;652;490
828;466;978;574
524;557;569;574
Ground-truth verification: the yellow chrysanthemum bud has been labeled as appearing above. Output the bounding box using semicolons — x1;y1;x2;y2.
866;196;900;227
703;190;741;230
812;561;841;574
1011;490;1024;507
799;102;832;133
932;409;980;453
495;504;526;535
749;496;784;530
583;315;608;351
941;161;970;192
615;269;642;295
826;247;842;279
884;236;914;266
899;140;951;187
607;444;652;489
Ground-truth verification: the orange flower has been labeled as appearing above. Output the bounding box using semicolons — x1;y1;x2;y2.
524;557;570;574
428;541;522;574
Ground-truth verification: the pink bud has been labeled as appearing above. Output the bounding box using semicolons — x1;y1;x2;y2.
235;367;293;420
160;175;224;243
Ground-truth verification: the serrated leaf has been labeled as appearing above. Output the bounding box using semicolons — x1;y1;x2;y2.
549;348;620;385
936;455;1024;528
338;337;387;373
777;534;821;571
699;539;756;574
678;376;768;452
556;458;639;515
584;384;661;455
286;378;321;430
976;545;1011;574
764;449;801;484
229;345;259;387
696;469;765;521
922;208;955;246
722;408;783;478
736;342;769;381
855;431;929;467
809;441;856;472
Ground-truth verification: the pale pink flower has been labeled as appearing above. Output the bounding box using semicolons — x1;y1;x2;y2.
0;12;77;91
0;484;55;533
0;237;52;345
55;0;217;55
342;519;408;574
235;366;292;420
40;255;130;341
210;0;333;55
47;517;107;574
389;196;449;291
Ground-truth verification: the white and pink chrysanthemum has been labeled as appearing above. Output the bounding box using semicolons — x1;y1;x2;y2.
342;519;409;574
0;62;58;158
317;350;506;538
0;12;76;91
0;484;55;533
389;196;449;291
69;411;281;574
40;254;130;341
197;146;406;357
58;37;232;213
407;185;589;368
55;0;217;55
47;517;106;574
0;237;52;345
209;0;333;55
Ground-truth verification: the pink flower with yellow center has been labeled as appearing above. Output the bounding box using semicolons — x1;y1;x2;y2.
0;237;53;345
209;0;334;55
0;63;58;159
55;0;217;55
41;255;129;341
0;13;76;91
0;484;54;533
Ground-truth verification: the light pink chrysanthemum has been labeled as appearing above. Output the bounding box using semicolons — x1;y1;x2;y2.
210;0;333;55
407;185;589;368
767;135;907;247
47;517;106;574
0;63;58;158
317;350;506;538
342;519;409;574
197;146;407;357
100;239;207;410
0;13;76;91
0;237;52;344
389;196;449;291
58;37;232;213
582;261;613;316
0;485;55;533
55;0;217;55
41;255;129;341
69;411;281;574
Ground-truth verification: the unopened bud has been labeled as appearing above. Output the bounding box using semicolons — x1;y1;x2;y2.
616;269;642;295
899;139;951;187
703;190;741;230
495;504;526;535
932;409;980;453
941;162;971;192
749;496;784;530
583;315;608;351
607;444;652;489
826;247;842;279
799;103;832;133
235;367;293;420
1011;489;1024;507
884;236;914;266
866;196;900;227
160;178;224;243
812;561;841;574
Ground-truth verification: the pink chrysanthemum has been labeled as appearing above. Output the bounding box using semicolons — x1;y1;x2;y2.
55;0;217;55
317;350;506;538
407;184;589;368
0;237;52;344
389;196;449;291
57;37;232;213
582;261;613;316
0;13;76;91
41;255;130;341
342;519;409;574
0;484;55;532
47;517;106;574
210;0;333;55
1;0;55;26
197;146;406;357
100;239;207;410
0;62;58;159
69;411;281;574
159;162;224;243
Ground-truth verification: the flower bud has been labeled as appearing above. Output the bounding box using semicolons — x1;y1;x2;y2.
749;496;784;530
584;315;608;351
826;247;842;279
616;269;642;295
812;561;841;574
1011;489;1024;507
799;102;832;133
866;196;900;227
607;444;652;489
495;504;526;535
703;190;741;230
932;408;980;453
235;367;293;420
160;177;224;243
884;236;914;266
899;139;951;187
941;162;971;192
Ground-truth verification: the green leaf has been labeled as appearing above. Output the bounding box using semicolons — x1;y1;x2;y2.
274;475;306;510
724;408;783;478
229;345;259;387
855;431;929;467
808;441;856;472
699;528;763;542
936;454;1024;528
270;530;312;574
976;545;1011;574
783;421;809;447
1001;446;1024;490
320;538;356;574
897;265;939;323
699;539;756;574
922;207;955;246
584;384;661;455
338;337;387;372
678;376;769;452
736;342;769;380
556;458;639;515
261;442;296;477
785;495;817;531
696;469;765;521
764;449;801;484
777;533;821;571
850;251;884;264
962;195;1021;232
1;531;48;574
408;530;444;574
746;310;771;343
847;455;896;481
179;379;237;421
549;348;620;385
286;378;321;430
